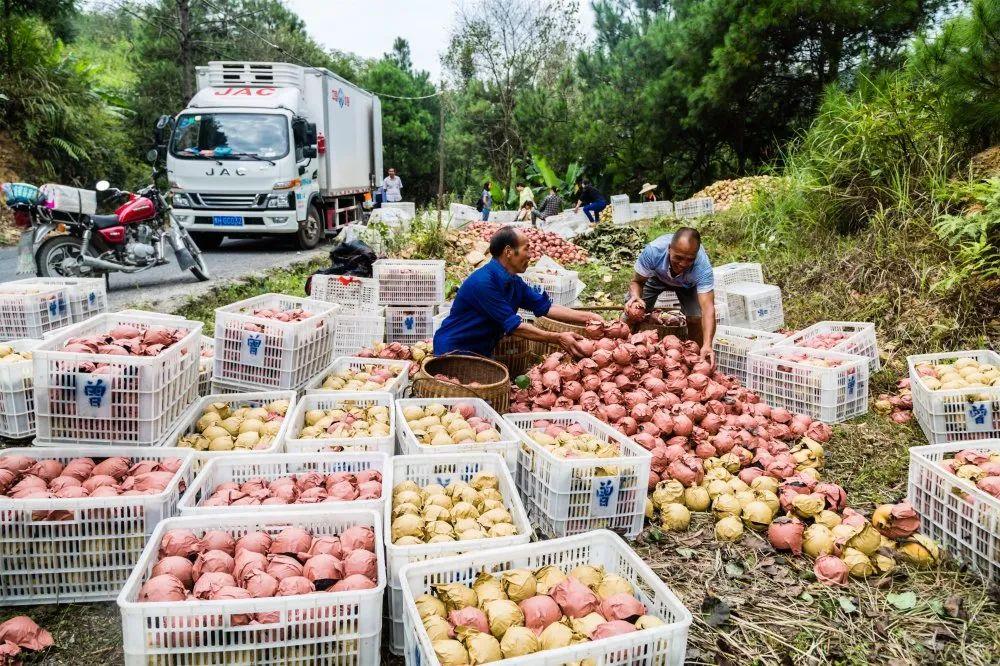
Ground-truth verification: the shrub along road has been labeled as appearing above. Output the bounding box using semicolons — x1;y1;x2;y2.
0;237;330;311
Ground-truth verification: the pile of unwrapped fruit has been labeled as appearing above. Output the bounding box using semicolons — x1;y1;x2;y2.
175;399;289;452
0;615;53;663
391;473;519;544
511;320;942;583
416;562;666;664
61;323;189;359
198;469;384;507
462;222;587;264
912;357;1000;390
0;345;31;363
138;526;378;614
401;402;503;446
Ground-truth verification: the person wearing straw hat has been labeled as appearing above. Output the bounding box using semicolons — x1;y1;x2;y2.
639;182;658;202
434;226;601;358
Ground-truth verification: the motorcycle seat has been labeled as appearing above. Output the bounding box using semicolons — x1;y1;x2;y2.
91;214;121;229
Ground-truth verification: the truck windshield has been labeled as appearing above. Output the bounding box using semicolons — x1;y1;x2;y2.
170;113;289;160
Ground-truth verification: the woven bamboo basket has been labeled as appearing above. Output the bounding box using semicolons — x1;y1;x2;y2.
534;307;687;356
412;354;511;413
494;335;537;378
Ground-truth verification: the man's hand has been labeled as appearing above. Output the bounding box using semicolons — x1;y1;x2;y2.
699;344;716;371
557;331;590;358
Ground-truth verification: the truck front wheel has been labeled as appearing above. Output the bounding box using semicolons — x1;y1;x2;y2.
296;205;323;250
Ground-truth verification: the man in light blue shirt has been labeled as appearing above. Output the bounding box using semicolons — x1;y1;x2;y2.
627;227;717;368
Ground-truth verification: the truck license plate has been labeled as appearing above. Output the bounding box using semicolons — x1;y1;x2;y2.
212;215;244;227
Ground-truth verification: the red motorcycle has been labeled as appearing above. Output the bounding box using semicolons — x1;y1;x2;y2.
9;150;210;282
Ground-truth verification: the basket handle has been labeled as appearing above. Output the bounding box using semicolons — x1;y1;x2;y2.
407;375;492;402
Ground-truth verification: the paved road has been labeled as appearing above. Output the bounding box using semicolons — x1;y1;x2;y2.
0;237;331;311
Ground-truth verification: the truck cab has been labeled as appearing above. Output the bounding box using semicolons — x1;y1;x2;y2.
167;62;383;250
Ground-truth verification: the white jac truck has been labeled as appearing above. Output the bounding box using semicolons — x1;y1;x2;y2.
164;61;383;249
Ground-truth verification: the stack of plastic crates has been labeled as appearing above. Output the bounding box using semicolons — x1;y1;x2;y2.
673;196;714;219
712;325;787;385
723;282;784;332
374;260;443;345
33;312;202;446
713;262;764;293
213;293;338;391
7;277;107;323
0;281;73;341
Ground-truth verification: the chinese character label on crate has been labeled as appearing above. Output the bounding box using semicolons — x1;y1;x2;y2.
76;372;112;418
239;330;266;367
590;475;620;517
967;402;992;431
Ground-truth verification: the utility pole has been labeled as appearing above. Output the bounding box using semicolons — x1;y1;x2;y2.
177;0;194;99
437;83;445;227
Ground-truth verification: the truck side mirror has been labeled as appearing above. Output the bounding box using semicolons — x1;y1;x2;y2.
304;123;318;146
154;115;175;148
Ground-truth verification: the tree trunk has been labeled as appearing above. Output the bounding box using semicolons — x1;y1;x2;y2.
177;0;194;99
3;0;13;75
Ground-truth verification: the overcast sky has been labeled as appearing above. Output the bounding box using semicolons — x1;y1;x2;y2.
285;0;595;82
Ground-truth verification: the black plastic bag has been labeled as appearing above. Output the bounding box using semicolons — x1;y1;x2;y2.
305;238;377;295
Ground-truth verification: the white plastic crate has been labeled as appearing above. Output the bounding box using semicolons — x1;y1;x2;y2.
213;293;339;390
747;346;869;423
776;321;880;372
396;397;522;471
503;410;652;539
309;273;380;312
8;277;107;322
159;390;295;470
384;452;532;654
373;259;445;306
674;196;714;218
523;269;579;306
385;305;435;344
724;281;784;332
117;509;384;666
715;298;730;325
713;262;764;293
399;530;691;666
0;339;43;439
304;357;410;397
209;377;264;395
908;440;1000;581
610;193;632;224
0;281;72;341
0;446;195;605
178;451;390;516
331;308;385;358
712;325;787;385
908;350;1000;445
285;391;395;456
449;202;479;226
197;335;213;396
655;290;681;308
33;312;202;446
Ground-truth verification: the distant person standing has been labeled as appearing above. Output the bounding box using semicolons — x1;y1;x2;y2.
532;186;562;223
573;179;607;223
478;181;493;221
516;182;535;207
382;168;403;203
640;182;658;202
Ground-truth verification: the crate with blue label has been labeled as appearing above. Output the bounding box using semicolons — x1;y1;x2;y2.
7;276;108;323
723;281;784;332
0;281;73;341
213;293;339;390
746;346;869;423
908;350;1000;445
385;305;435;345
382;452;532;655
33;312;202;446
503;410;651;540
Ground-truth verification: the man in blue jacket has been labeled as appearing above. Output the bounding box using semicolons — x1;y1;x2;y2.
434;226;601;358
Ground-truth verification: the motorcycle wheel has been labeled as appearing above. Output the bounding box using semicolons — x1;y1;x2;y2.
181;229;211;281
36;235;104;279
